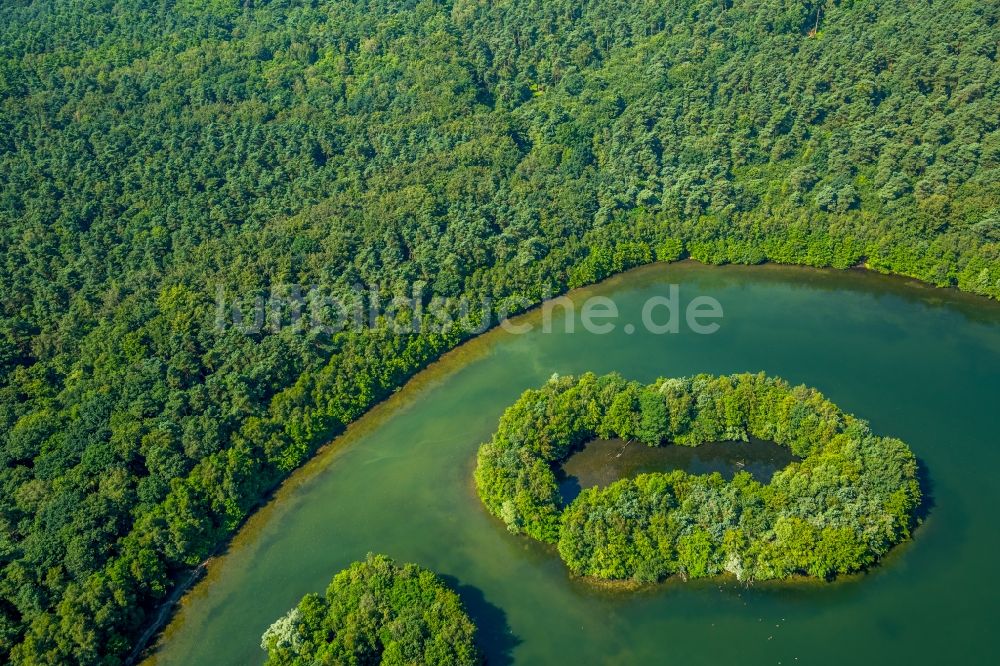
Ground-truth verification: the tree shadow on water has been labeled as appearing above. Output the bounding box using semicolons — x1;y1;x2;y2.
557;472;582;505
440;575;520;665
914;457;936;525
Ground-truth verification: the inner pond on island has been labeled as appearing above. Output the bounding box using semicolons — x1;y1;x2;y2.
557;437;797;504
149;261;1000;666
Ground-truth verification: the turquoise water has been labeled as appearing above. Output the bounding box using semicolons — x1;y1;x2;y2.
149;263;1000;665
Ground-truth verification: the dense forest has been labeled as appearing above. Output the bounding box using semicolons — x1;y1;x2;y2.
0;0;996;662
475;372;920;582
260;554;480;665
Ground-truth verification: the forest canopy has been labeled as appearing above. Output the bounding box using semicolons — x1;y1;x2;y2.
474;372;921;583
0;0;992;662
260;554;481;666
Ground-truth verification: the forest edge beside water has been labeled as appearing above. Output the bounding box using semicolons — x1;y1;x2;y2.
5;3;1000;661
139;259;980;664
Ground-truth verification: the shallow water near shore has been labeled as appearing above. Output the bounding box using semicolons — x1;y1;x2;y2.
148;262;1000;665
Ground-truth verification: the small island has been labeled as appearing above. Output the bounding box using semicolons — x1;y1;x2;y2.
475;372;921;583
261;554;481;665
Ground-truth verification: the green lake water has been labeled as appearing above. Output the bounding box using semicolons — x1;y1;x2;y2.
148;262;1000;665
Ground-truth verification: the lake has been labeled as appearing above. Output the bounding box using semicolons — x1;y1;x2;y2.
148;262;1000;665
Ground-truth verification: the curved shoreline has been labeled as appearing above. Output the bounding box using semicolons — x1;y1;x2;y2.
475;371;919;582
140;260;999;663
463;435;925;601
